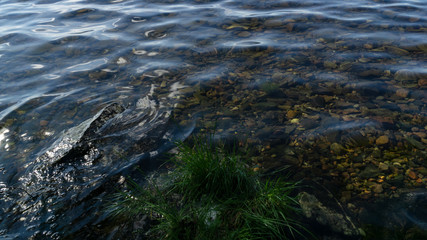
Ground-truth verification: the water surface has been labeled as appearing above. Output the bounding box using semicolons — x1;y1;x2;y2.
0;0;426;239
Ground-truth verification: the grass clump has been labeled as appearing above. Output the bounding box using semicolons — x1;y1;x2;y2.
109;136;309;240
172;138;258;201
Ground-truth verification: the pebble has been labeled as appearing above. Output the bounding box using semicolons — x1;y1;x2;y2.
376;135;389;145
379;162;389;171
160;81;167;88
395;88;409;98
407;170;417;180
286;110;298;119
413;132;426;139
385;46;409;55
272;72;284;81
285;23;294;32
237;31;251;37
418;79;427;87
330;143;345;155
371;183;383;193
300;118;317;129
324;61;337;69
394;69;417;81
264;19;282;27
290;118;299;124
364;43;373;49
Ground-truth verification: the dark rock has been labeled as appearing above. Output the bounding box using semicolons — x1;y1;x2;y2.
405;136;426;150
359;165;380;179
381;121;398;130
299;192;362;238
311;96;326;107
252;102;277;110
301;118;318;129
342;132;369;147
330;143;345;155
284;125;297;134
357;82;387;97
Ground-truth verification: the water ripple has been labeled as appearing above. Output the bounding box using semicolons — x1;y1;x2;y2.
0;0;426;238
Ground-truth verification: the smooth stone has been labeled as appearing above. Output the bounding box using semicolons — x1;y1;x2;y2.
379;162;389;171
385;46;409;55
301;118;317;129
364;43;373;49
358;69;382;77
418;79;427;87
298;192;361;236
405;136;425;149
395;69;417;81
284;125;296;134
237;31;251;37
311;96;325;107
395;88;409;98
413;132;426;139
330;143;345;155
40;120;49;126
324;61;337;69
272;72;284;81
290;118;299;124
264;19;282;27
407;170;417;180
339;62;352;71
160;81;167;88
360;165;380;179
371;183;383;193
376;135;389;145
286;110;298;119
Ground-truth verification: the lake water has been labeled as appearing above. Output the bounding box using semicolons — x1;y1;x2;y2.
0;0;426;239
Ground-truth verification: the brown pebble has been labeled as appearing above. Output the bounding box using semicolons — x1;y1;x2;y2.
418;79;427;87
324;61;337;69
396;88;409;98
264;19;282;27
364;43;373;49
376;135;389;145
40;120;48;126
408;170;417;180
285;23;294;32
286;110;298;119
372;183;383;193
237;31;251;37
413;132;427;139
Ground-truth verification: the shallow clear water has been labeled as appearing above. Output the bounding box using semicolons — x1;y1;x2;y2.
0;0;426;239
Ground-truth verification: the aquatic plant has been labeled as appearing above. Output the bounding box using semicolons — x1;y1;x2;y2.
108;136;309;240
171;137;258;201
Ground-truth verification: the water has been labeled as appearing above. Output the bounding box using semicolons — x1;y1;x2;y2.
0;0;426;239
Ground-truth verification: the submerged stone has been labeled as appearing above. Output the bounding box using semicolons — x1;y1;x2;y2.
330;143;345;155
376;135;389;145
378;162;389;171
395;88;409;98
299;192;362;237
360;165;380;179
